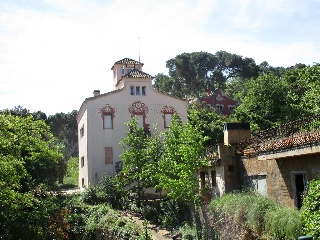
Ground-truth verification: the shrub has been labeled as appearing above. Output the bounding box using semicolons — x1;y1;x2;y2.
300;178;320;239
81;175;125;207
265;207;302;239
209;192;301;240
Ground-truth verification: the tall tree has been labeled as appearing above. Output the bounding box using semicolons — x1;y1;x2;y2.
0;114;63;239
47;110;78;183
188;103;227;147
0;114;62;188
120;117;162;206
233;64;320;130
157;114;208;202
154;51;259;101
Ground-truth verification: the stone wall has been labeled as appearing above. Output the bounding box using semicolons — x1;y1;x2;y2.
239;153;320;208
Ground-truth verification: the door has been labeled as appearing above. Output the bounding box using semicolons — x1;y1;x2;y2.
294;174;305;209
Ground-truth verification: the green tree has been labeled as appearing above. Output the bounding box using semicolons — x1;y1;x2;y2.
155;51;259;101
188;103;227;147
0;114;63;239
153;73;186;99
0;114;62;187
233;64;320;130
157;114;208;202
301;178;320;239
120;116;162;206
47;110;78;183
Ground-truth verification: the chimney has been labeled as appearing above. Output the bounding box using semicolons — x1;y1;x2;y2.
93;90;100;97
223;123;250;145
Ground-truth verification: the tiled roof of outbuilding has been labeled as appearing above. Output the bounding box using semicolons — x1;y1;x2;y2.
123;69;153;78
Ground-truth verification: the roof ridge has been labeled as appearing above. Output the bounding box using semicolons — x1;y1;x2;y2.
122;68;153;78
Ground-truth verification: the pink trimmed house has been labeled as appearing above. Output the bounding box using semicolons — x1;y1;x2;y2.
201;89;239;115
77;58;188;187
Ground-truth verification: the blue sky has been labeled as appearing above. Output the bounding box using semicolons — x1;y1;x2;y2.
0;0;319;115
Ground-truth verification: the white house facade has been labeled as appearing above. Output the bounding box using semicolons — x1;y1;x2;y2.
77;58;188;187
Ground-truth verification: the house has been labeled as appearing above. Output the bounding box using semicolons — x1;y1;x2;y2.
77;58;188;188
200;89;239;115
206;120;320;208
199;123;250;198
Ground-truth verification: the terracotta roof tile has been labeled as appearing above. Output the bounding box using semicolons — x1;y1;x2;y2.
123;69;153;78
114;58;140;65
111;58;144;70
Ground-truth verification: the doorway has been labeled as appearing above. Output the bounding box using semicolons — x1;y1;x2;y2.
294;174;305;209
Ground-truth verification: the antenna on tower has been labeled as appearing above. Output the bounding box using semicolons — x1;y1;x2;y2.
138;37;141;70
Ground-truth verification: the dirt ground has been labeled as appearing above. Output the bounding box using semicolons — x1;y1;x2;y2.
121;212;173;240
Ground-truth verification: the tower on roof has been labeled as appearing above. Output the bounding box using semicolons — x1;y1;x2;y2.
111;58;144;89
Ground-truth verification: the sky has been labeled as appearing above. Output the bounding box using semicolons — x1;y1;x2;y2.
1;0;320;116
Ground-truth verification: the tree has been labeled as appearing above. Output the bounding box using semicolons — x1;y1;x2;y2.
300;178;320;239
165;52;217;100
0;114;62;188
0;114;63;239
153;73;186;99
120;116;162;206
0;105;47;120
233;64;320;130
188;103;227;147
154;51;259;101
157;114;208;202
47;110;78;183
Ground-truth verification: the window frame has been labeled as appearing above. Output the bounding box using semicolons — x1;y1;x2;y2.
135;114;144;128
103;114;113;129
164;113;173;128
142;86;146;95
136;86;140;95
81;156;84;168
80;125;84;137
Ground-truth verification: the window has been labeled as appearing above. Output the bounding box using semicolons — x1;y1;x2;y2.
127;68;132;73
103;114;113;129
82;178;85;187
105;147;113;164
211;170;216;187
129;86;146;96
80;125;84;137
81;157;84;168
95;173;98;183
246;175;267;196
229;105;236;114
164;114;172;128
216;105;223;114
136;115;144;128
121;67;125;75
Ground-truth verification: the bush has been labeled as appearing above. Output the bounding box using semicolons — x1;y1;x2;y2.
159;198;189;229
209;192;301;240
265;207;302;239
81;175;124;207
300;178;320;239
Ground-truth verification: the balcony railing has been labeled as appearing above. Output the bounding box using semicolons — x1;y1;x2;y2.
237;113;320;156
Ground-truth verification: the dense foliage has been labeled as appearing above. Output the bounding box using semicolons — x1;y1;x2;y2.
154;51;259;100
300;178;320;239
233;63;320;130
188;103;228;147
209;192;302;239
157;114;208;202
0;114;63;239
120;116;162;206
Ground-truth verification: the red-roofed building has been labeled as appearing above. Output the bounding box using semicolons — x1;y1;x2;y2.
200;89;239;115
